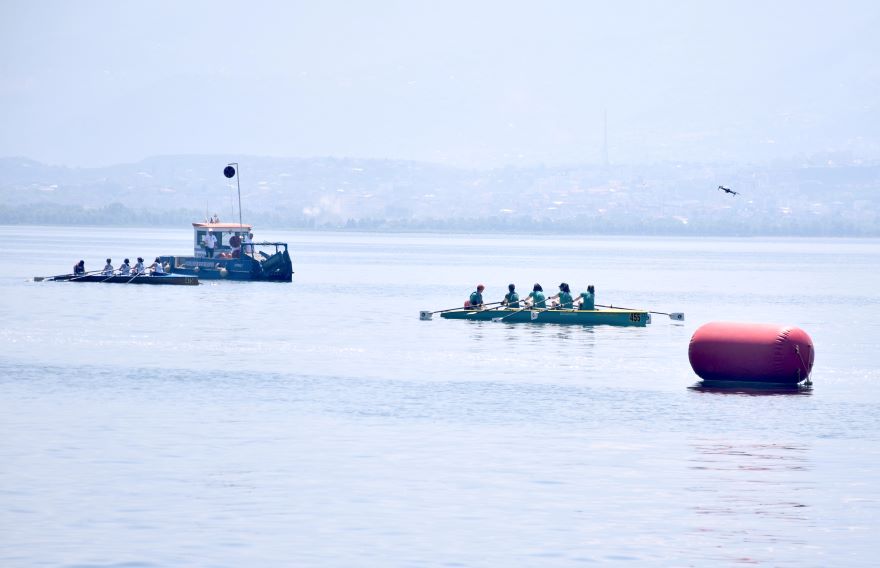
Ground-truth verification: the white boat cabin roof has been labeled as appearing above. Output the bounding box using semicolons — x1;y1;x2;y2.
193;222;253;231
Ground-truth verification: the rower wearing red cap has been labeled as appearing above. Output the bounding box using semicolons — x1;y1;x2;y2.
468;284;485;309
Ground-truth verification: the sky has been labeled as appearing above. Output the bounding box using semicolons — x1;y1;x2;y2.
1;0;878;168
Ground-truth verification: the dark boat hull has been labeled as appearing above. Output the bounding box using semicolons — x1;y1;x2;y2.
159;250;293;282
49;274;199;285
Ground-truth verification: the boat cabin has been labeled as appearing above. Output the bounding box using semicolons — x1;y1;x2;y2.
193;222;252;258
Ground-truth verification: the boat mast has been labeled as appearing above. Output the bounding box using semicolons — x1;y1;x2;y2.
224;162;243;228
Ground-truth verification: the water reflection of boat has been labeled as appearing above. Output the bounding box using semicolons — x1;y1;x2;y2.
158;222;292;282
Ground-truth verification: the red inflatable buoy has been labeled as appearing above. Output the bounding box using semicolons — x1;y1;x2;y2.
688;322;814;384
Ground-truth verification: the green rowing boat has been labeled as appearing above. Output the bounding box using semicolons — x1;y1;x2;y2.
440;307;651;327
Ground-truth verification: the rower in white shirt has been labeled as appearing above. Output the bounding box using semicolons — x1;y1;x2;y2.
149;257;166;275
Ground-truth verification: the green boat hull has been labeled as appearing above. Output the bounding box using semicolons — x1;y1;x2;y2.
440;307;650;327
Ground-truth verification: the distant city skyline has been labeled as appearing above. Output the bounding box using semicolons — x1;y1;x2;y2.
2;1;879;169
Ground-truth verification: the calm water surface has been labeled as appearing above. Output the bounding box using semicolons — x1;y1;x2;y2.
1;226;879;567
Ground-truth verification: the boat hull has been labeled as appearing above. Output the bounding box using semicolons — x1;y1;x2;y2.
49;274;199;285
159;251;293;282
440;307;650;327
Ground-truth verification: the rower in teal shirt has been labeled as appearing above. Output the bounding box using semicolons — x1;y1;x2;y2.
469;284;485;308
556;282;573;309
527;283;546;308
502;283;520;309
578;284;595;310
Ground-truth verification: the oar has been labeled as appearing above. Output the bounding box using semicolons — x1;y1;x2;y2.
69;270;105;281
419;300;506;320
595;303;685;321
125;271;145;284
34;273;72;282
98;271;119;283
492;303;539;322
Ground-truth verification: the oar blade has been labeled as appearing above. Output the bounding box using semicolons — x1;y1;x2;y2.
419;311;433;321
669;312;685;321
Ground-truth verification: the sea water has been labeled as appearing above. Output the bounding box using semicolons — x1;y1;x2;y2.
1;226;879;567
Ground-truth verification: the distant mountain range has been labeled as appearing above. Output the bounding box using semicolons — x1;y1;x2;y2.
1;155;878;235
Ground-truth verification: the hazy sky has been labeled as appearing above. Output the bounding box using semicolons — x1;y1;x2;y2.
2;0;878;168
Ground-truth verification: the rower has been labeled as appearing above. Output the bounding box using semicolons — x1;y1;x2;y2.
578;285;596;310
501;283;520;309
73;260;85;275
102;258;114;275
468;284;485;309
552;282;574;309
118;258;131;276
149;257;166;275
527;283;546;308
134;257;146;275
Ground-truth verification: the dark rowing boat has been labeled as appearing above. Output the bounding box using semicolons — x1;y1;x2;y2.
40;273;199;285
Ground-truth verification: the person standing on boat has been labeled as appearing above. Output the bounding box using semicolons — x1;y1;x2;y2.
526;283;546;308
102;258;114;275
149;257;166;275
118;258;131;276
73;260;85;275
501;283;520;309
554;283;574;309
203;229;217;258
468;284;485;309
577;285;595;310
244;232;254;256
229;234;242;258
134;257;146;275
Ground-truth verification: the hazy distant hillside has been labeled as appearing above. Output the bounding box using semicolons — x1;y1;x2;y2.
1;155;878;236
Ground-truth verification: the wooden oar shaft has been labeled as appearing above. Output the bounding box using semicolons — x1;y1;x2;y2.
495;302;536;321
69;270;105;281
596;303;662;314
595;303;678;317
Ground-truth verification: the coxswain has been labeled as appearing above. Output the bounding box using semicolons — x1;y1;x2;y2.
501;283;520;309
73;260;85;275
468;284;485;309
118;258;131;276
577;284;595;310
526;283;546;308
102;258;114;275
134;257;146;275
